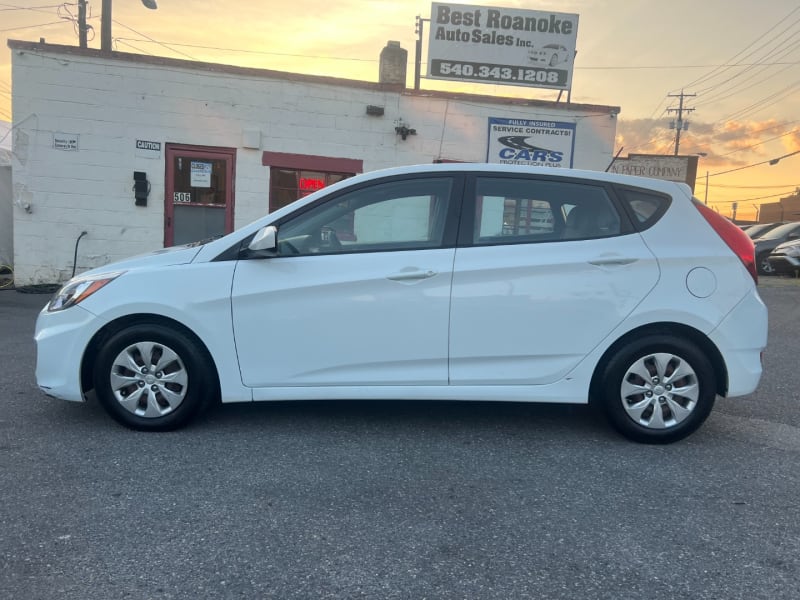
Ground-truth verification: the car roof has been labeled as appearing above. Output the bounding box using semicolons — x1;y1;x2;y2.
756;221;800;239
354;163;690;197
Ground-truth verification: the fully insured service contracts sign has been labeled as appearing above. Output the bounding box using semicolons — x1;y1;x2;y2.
427;3;578;90
487;118;576;167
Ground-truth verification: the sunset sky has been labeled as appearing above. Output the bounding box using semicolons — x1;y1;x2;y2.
2;0;799;220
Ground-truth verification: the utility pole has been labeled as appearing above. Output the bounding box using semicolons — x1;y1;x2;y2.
101;0;112;51
78;0;88;48
667;90;696;156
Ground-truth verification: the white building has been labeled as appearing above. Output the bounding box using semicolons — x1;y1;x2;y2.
1;120;12;274
7;39;619;285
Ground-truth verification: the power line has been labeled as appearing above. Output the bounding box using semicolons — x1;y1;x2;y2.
692;14;800;97
710;190;798;204
717;127;800;157
705;182;800;189
113;37;380;63
112;20;195;60
0;3;69;11
0;19;66;32
708;149;800;177
720;76;800;123
678;5;800;91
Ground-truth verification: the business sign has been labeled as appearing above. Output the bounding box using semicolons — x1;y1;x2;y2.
487;118;576;167
190;161;212;188
607;154;699;190
53;133;79;151
136;139;161;158
427;3;578;90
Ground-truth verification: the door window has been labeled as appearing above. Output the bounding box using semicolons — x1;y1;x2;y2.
473;177;621;244
275;178;454;255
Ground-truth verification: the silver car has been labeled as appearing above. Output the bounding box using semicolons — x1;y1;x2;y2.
767;238;800;276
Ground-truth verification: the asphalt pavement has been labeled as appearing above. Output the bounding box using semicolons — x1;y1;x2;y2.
1;281;798;599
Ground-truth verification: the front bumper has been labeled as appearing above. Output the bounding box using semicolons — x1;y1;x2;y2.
34;304;98;402
767;253;800;275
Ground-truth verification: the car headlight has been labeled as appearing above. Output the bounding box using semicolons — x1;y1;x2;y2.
48;272;124;312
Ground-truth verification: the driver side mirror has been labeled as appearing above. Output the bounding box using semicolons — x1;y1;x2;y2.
248;225;277;254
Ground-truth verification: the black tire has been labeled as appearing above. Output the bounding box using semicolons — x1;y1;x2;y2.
757;252;775;275
598;334;716;444
93;324;216;431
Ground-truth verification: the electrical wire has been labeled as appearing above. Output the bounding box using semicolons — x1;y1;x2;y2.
709;190;798;203
0;3;71;11
717;127;800;157
691;16;800;97
112;37;380;63
112;20;196;60
0;19;66;32
708;149;800;177
705;183;800;189
678;5;800;91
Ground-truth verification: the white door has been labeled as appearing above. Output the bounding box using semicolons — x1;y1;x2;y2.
231;176;460;388
449;175;660;385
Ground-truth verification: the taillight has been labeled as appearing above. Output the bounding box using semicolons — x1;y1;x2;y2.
693;200;758;284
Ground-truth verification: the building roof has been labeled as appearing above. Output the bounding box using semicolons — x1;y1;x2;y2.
7;39;620;116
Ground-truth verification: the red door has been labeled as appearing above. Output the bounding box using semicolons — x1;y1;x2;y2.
164;144;236;246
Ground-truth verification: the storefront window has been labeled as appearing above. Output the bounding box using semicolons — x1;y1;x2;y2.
269;169;351;212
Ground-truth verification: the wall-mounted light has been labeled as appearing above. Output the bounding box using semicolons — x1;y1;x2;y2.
133;171;150;206
395;118;416;141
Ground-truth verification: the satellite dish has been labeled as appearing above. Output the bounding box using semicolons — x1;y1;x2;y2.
141;0;158;8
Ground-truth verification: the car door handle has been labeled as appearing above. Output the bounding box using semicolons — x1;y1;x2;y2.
588;257;638;266
387;270;437;281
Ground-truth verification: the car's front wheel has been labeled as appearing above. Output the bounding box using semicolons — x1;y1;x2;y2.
93;324;216;431
598;335;716;443
758;252;775;275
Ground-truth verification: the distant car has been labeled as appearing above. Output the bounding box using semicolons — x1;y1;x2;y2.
34;164;766;444
528;44;569;67
767;238;800;276
752;222;800;274
746;222;787;240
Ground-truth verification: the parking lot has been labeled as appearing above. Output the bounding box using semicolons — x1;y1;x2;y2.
1;280;799;599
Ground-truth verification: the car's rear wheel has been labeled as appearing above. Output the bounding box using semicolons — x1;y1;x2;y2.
598;335;716;443
93;324;215;431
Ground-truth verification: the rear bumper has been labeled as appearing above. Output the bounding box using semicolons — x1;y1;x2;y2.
708;288;768;397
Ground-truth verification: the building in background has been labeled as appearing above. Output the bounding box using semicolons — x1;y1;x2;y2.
758;190;800;223
7;40;619;285
0;120;12;272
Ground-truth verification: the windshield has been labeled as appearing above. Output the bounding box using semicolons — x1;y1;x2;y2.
757;222;800;240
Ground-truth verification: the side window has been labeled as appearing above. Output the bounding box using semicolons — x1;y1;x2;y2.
473;178;621;244
276;178;453;255
616;186;671;229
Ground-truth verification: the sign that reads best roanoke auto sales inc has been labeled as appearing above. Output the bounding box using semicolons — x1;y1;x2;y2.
427;3;579;90
487;118;576;167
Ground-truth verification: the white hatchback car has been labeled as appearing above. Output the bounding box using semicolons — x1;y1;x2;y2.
35;164;767;443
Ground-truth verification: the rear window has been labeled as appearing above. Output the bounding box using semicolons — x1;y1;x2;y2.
616;186;671;229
